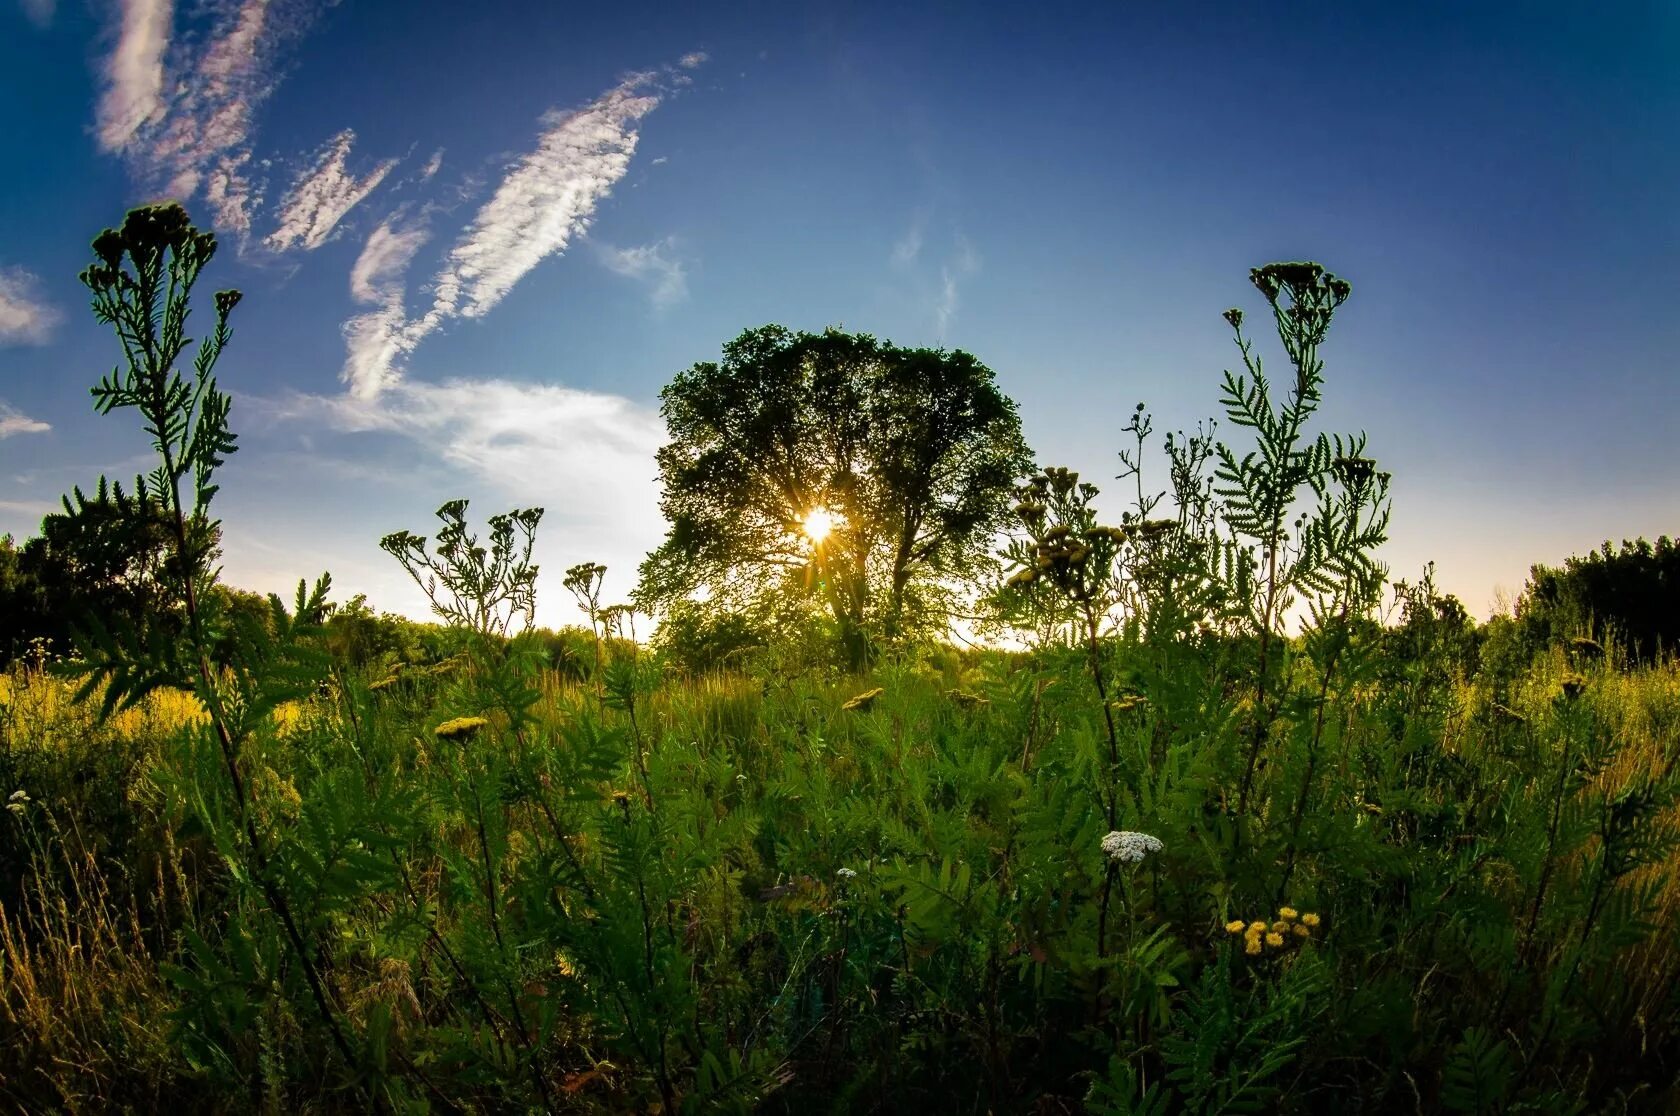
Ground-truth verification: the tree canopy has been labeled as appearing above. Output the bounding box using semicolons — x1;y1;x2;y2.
636;325;1032;665
1519;536;1679;662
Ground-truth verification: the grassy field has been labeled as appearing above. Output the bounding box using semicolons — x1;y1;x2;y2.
3;631;1678;1113
6;208;1677;1113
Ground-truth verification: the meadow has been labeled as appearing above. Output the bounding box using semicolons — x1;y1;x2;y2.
4;628;1680;1113
2;205;1678;1113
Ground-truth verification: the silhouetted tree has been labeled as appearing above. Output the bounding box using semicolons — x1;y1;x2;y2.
0;480;188;663
1519;536;1679;663
636;325;1032;667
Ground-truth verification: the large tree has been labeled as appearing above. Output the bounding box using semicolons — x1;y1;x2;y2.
636;325;1032;665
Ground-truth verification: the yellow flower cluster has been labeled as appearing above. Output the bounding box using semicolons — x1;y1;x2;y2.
434;716;489;740
1226;906;1321;955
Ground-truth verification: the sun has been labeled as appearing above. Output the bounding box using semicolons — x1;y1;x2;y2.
802;507;840;543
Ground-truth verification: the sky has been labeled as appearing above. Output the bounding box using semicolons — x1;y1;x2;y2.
0;0;1676;629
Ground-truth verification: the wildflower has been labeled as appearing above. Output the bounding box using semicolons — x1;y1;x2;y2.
1272;921;1289;934
1300;912;1321;928
836;867;858;880
1293;923;1310;938
554;952;578;978
434;716;489;740
843;687;885;711
1265;932;1284;948
1244;937;1262;955
1248;921;1267;934
1278;907;1298;921
1225;919;1247;934
1223;307;1243;330
1100;830;1163;864
6;789;28;815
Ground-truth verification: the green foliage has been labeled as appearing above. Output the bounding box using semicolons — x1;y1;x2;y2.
381;499;544;638
1520;536;1679;664
638;324;1034;667
0;480;186;664
8;220;1680;1115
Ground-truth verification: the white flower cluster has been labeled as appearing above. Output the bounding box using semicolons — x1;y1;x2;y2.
1101;830;1162;864
836;867;858;879
7;789;29;816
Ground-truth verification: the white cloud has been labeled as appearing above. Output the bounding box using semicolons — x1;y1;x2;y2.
935;235;980;338
891;214;924;267
266;130;400;252
341;61;698;398
596;238;688;307
278;378;668;545
422;73;662;326
0;402;50;439
99;0;330;238
95;0;173;151
19;0;55;27
0;267;62;346
678;51;707;69
350;215;429;304
419;148;444;181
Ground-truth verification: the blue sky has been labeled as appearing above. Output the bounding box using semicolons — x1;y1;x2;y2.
1;0;1676;627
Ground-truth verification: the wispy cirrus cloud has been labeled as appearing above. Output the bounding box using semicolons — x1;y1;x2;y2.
266;130;401;252
419;75;662;326
0;402;51;439
890;215;924;267
350;214;430;304
95;0;173;152
596;238;689;308
273;56;708;588
936;235;980;337
341;213;431;400
0;267;62;346
96;0;342;239
340;63;691;399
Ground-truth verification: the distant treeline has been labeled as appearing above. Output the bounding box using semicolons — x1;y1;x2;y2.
3;485;1673;673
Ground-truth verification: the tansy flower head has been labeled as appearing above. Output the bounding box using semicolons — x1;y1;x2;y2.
843;687;885;711
1249;921;1267;934
1293;923;1310;938
1245;938;1262;955
1301;912;1320;928
1272;921;1289;934
1278;907;1298;921
1265;932;1284;948
435;716;489;740
1225;919;1246;934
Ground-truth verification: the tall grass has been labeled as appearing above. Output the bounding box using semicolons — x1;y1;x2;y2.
2;639;1677;1113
